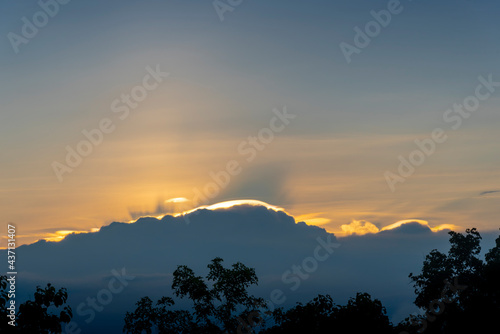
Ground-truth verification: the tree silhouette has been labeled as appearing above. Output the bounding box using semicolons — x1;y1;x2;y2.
263;293;394;334
123;257;268;334
264;294;337;333
399;228;500;334
123;228;500;333
0;276;72;333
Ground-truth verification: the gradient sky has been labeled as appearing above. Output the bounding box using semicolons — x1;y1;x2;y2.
1;0;500;246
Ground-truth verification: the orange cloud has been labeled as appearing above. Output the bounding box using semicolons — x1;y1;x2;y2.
339;219;380;236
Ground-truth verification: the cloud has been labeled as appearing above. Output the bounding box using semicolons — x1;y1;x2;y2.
339;219;379;236
42;230;91;242
211;163;292;207
165;197;189;203
479;190;500;197
124;161;292;221
294;212;331;226
128;197;192;219
0;227;95;248
3;202;498;334
336;219;459;237
380;219;460;233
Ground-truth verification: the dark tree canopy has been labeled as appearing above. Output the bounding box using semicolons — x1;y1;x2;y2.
0;276;72;334
263;293;394;334
401;228;500;334
123;257;268;334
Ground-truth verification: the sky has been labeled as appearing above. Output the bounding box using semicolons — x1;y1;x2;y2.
1;0;500;247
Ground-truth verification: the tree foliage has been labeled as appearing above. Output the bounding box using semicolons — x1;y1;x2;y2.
0;277;72;333
124;228;500;334
124;257;268;334
401;228;500;334
263;293;394;334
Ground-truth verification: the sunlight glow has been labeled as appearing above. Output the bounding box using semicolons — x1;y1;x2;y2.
175;199;285;217
43;230;88;242
205;199;284;211
295;213;331;226
381;219;460;232
165;197;189;203
380;219;430;231
125;199;286;224
338;219;380;236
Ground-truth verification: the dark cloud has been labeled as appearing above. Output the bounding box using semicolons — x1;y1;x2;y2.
479;190;500;196
3;205;498;333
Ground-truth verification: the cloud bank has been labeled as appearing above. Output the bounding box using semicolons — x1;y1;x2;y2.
2;202;497;333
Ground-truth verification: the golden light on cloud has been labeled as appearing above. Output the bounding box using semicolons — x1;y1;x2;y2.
165;197;189;203
380;219;460;232
174;199;285;220
335;218;461;237
295;213;331;226
43;230;89;242
380;219;429;232
1;230;97;249
204;199;284;211
338;219;380;237
127;199;286;223
429;224;461;232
